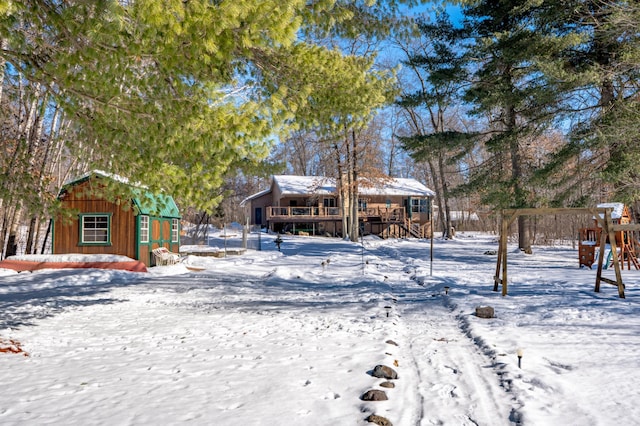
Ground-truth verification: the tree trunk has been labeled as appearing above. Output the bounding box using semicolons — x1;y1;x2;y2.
25;216;38;254
437;151;454;239
2;206;20;258
427;158;446;238
350;187;359;241
333;143;348;239
41;219;52;254
508;117;531;253
0;38;5;105
349;129;359;242
429;106;451;239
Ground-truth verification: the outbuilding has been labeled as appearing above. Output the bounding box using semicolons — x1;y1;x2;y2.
52;171;181;266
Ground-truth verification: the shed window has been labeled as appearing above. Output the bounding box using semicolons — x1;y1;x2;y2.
171;219;179;242
80;214;111;244
140;215;149;243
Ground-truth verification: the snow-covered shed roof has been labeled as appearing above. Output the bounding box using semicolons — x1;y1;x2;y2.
61;170;180;218
64;169;133;186
596;203;626;220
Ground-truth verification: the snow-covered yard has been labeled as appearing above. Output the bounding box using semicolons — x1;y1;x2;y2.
1;232;640;425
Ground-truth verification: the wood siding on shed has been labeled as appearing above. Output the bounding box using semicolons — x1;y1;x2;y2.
140;217;179;266
149;218;178;251
53;184;137;260
53;178;180;267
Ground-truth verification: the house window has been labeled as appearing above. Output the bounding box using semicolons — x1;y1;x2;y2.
358;198;368;212
171;219;179;242
80;214;111;244
323;198;336;208
323;198;338;215
140;215;149;243
411;198;429;213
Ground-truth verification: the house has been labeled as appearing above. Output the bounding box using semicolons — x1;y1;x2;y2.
52;171;181;266
241;175;435;238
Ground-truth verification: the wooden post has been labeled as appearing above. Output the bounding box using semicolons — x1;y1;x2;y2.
594;217;607;293
594;209;627;298
494;210;517;295
604;211;625;298
500;215;512;296
493;229;503;292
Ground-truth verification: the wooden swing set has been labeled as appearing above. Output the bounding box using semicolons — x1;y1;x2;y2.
494;207;640;299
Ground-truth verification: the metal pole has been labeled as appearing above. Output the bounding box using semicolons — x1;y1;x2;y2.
361;223;365;274
242;220;248;250
430;212;434;276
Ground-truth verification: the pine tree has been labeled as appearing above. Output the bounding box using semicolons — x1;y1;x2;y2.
0;1;405;214
0;0;420;257
396;10;472;238
458;0;565;251
531;0;640;205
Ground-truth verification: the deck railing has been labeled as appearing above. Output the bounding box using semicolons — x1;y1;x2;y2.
266;206;406;221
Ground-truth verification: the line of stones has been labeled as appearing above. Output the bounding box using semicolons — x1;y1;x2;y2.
361;339;399;426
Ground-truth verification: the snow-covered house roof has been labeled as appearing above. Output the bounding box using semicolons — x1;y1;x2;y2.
358;177;435;197
241;175;434;206
273;175;336;196
273;175;434;197
240;188;271;206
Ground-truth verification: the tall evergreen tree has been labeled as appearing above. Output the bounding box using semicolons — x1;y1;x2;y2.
458;0;565;251
0;0;419;256
396;10;471;238
0;0;403;214
531;0;640;206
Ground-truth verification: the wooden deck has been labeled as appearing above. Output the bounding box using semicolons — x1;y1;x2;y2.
266;206;406;222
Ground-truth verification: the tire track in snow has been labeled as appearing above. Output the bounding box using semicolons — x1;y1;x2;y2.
389;294;516;426
370;241;518;425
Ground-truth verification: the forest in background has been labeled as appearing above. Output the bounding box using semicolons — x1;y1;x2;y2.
2;0;640;258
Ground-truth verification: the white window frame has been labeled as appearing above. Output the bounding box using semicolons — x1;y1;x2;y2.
80;214;111;244
171;219;179;242
140;215;150;243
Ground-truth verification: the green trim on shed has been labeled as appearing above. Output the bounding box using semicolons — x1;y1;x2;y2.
55;170;181;266
60;170;181;219
132;189;181;219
